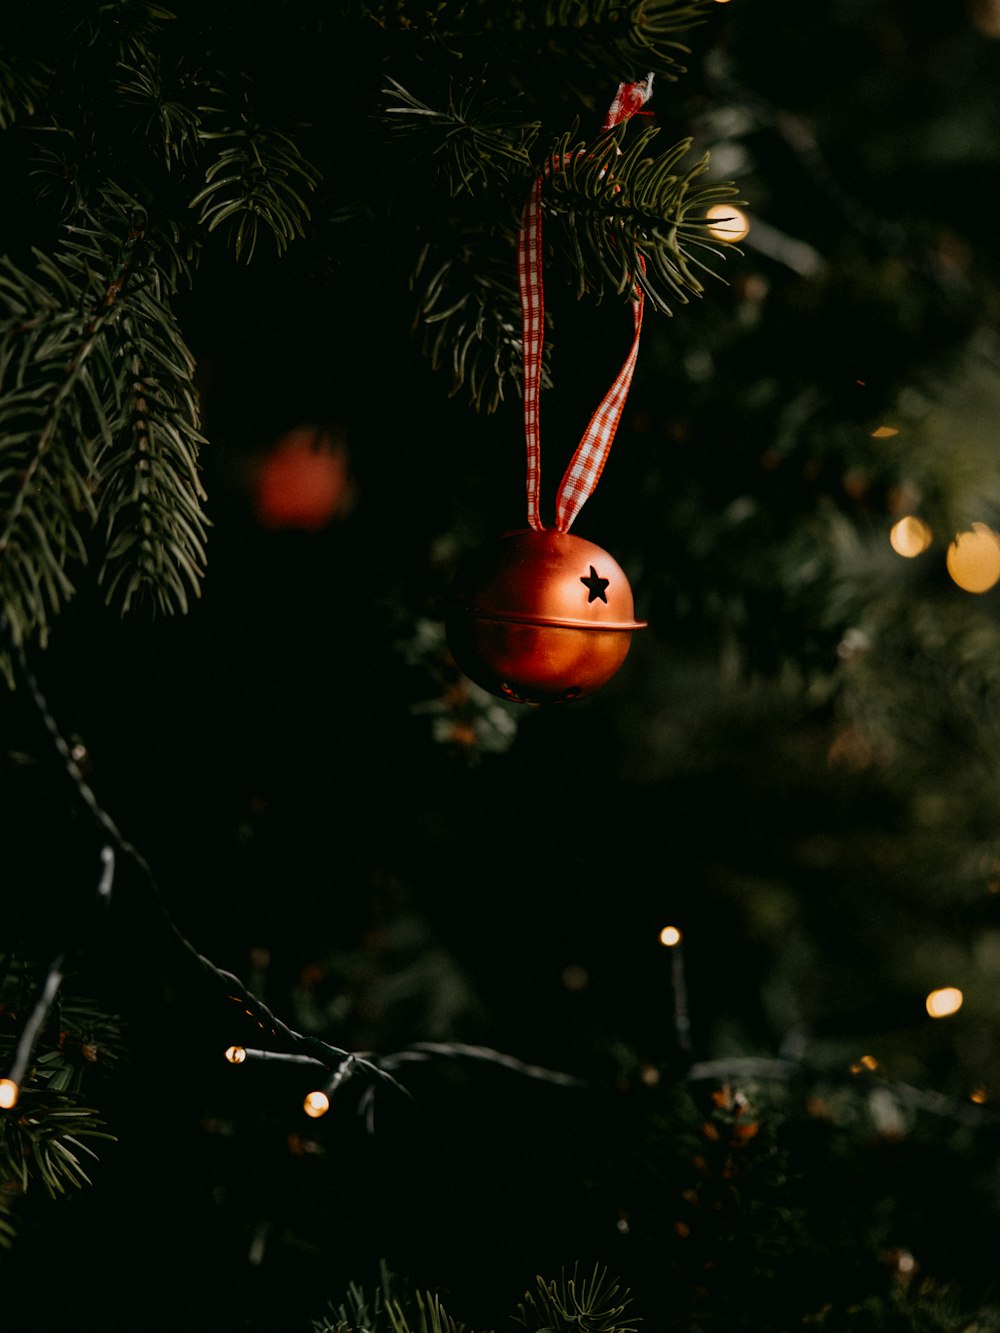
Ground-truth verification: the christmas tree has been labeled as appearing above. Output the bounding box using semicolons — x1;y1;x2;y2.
5;1;1000;1329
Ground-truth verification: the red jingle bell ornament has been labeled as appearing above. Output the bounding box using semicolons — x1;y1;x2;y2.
447;528;646;703
446;76;654;704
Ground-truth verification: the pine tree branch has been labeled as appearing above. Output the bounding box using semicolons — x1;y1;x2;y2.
0;1201;15;1250
367;0;712;81
315;1263;635;1333
383;76;540;200
495;0;711;84
0;55;45;132
407;116;737;408
0;192;208;650
0;1095;112;1200
515;1265;639;1333
410;242;537;413
94;255;208;615
0;249;128;650
114;51;209;170
313;1265;473;1333
192;98;322;262
543;121;740;313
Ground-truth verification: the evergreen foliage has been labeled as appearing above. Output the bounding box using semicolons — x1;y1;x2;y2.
6;2;1000;1331
0;0;736;654
514;1266;638;1332
0;956;121;1246
0;189;207;652
313;1263;638;1333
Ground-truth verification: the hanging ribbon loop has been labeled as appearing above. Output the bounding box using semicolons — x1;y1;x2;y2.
518;75;652;533
518;175;546;532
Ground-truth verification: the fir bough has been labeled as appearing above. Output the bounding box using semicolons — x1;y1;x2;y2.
0;955;122;1248
541;120;738;311
0;0;735;648
313;1263;637;1333
515;1266;639;1333
0;190;206;652
311;1264;471;1333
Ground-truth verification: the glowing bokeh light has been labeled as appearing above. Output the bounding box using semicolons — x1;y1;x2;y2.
871;425;899;439
970;0;1000;38
890;516;932;558
705;204;749;243
947;523;1000;593
303;1090;331;1119
0;1080;19;1109
224;1045;247;1064
925;986;964;1019
971;1088;988;1105
850;1056;878;1074
659;925;682;947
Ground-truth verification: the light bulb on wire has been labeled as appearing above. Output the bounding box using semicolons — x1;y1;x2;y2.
303;1090;331;1119
0;1079;19;1109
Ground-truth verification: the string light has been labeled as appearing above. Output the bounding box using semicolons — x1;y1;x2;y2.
0;1079;19;1109
871;425;899;439
1;628;428;1131
222;1045;325;1068
659;926;691;1052
970;1088;988;1105
946;523;1000;593
705;204;749;243
889;516;932;558
925;987;964;1018
303;1090;330;1119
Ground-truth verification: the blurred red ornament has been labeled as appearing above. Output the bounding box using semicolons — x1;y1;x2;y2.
254;425;352;530
446;528;646;703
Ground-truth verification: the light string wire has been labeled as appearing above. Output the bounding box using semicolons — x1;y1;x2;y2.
0;614;409;1108
1;616;581;1118
3;292;993;1125
4;618;992;1134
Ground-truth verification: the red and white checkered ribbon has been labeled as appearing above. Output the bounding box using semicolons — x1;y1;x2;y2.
518;75;652;533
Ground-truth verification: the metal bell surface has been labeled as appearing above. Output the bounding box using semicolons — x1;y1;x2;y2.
445;528;647;703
